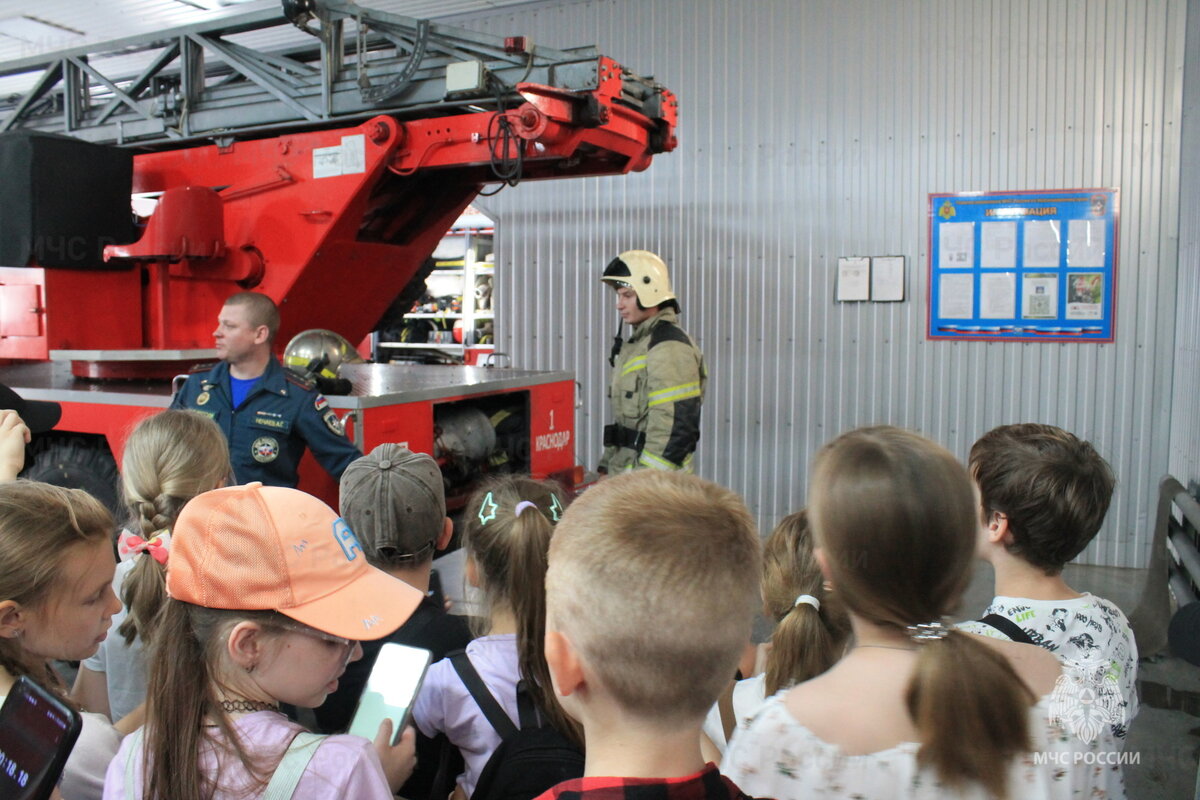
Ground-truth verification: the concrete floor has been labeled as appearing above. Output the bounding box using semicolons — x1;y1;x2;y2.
432;551;1200;800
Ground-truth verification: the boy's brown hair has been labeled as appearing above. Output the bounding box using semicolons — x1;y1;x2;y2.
545;471;761;723
970;423;1115;574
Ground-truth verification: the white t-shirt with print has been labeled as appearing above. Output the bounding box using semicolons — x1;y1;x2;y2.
958;592;1138;740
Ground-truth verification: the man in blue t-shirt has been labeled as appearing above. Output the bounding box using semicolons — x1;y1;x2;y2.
171;292;362;487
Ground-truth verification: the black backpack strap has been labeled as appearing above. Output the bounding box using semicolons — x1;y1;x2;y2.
450;651;518;740
978;614;1035;645
514;680;543;731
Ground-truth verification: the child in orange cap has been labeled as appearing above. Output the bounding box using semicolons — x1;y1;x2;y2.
103;482;425;800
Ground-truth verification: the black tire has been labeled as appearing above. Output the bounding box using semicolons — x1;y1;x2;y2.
21;434;123;519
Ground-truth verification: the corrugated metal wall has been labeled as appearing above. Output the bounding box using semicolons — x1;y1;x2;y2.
1172;0;1200;493
454;0;1189;568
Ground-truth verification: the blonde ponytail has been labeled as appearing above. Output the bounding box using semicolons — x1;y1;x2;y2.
761;511;848;695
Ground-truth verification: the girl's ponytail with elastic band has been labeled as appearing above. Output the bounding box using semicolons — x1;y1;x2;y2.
792;594;820;612
761;512;848;696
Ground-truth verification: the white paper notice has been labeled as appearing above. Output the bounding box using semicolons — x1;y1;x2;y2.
312;145;343;178
1022;273;1059;319
979;272;1017;318
980;221;1017;268
312;134;367;179
1023;220;1062;268
1066;272;1104;319
340;134;366;175
837;257;870;301
871;256;905;301
939;273;974;318
1067;219;1106;267
939;222;975;269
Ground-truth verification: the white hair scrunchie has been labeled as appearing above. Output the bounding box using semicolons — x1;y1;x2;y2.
793;594;820;611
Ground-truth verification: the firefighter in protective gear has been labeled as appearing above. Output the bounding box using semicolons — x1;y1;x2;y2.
598;250;706;473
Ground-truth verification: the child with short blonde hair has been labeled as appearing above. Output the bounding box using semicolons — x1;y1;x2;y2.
540;470;763;800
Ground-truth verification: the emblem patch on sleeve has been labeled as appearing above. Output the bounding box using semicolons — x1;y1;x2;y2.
252;436;280;463
323;410;344;435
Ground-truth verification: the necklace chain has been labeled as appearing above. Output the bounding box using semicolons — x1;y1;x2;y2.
219;699;280;714
855;644;917;653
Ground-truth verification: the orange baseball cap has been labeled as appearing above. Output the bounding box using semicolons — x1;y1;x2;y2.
167;482;423;641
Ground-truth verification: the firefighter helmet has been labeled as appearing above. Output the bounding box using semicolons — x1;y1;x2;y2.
601;250;676;308
283;329;365;379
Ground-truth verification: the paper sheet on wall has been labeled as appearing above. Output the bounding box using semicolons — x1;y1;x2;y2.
980;221;1017;268
938;222;975;269
836;257;870;301
979;272;1016;318
1067;219;1106;267
1022;273;1059;319
1023;220;1062;267
870;256;905;301
1066;273;1104;319
939;273;974;318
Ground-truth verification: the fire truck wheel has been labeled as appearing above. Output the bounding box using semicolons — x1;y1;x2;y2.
21;435;122;518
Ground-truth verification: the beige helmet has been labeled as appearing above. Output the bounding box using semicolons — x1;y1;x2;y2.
284;329;365;379
601;250;676;308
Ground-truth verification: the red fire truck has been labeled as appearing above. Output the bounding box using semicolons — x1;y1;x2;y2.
0;0;676;509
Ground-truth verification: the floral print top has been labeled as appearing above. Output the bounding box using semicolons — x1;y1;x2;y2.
722;693;1126;800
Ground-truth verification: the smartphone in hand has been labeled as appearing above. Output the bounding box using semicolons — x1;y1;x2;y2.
348;643;432;745
0;676;83;800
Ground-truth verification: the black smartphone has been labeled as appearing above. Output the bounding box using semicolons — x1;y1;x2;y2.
0;676;83;800
348;643;432;745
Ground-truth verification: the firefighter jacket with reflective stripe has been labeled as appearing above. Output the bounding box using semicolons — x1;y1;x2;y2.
600;308;706;472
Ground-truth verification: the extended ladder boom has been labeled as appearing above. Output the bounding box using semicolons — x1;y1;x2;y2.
0;0;676;151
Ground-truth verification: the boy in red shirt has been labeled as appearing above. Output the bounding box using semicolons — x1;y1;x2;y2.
538;471;764;800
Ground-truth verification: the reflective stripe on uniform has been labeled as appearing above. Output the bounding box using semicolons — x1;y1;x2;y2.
621;355;647;376
647;381;702;407
638;450;681;470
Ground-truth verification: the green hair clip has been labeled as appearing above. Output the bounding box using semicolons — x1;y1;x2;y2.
478;491;499;525
549;493;564;523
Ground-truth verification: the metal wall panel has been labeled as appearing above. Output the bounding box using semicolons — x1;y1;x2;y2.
455;0;1189;567
1172;0;1200;492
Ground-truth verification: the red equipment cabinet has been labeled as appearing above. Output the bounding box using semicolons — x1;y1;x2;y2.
0;1;676;506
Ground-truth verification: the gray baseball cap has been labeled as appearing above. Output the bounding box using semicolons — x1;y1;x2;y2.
339;444;446;564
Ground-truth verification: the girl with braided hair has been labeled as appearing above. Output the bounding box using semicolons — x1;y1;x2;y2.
72;410;230;723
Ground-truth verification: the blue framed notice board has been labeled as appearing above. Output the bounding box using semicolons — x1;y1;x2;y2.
927;188;1118;342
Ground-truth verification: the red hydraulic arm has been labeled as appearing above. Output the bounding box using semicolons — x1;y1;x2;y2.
108;64;676;353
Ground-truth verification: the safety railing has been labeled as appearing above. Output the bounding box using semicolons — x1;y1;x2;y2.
1129;475;1200;656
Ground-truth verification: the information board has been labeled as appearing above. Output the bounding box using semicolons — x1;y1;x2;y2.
927;188;1118;342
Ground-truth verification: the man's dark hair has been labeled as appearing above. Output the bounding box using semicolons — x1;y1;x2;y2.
970;423;1116;575
225;291;280;343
